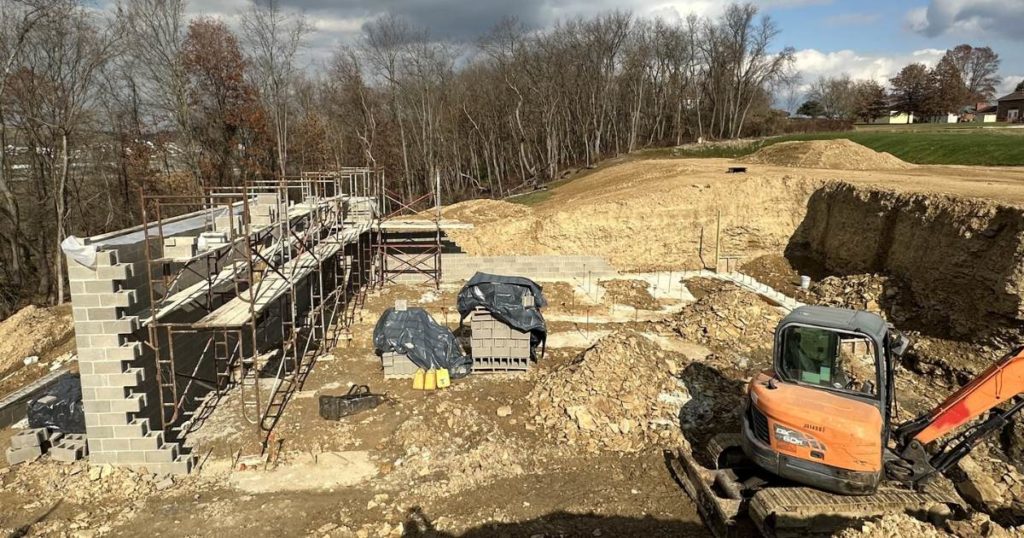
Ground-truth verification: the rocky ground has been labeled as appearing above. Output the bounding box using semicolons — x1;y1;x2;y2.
3;268;1023;537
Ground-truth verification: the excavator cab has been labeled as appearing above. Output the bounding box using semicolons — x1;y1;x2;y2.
742;306;903;495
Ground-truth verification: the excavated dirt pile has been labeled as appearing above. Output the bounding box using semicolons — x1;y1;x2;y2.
0;304;73;375
788;182;1024;343
664;279;781;370
529;331;687;452
740;139;914;170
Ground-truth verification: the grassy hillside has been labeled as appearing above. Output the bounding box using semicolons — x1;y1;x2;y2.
669;125;1024;166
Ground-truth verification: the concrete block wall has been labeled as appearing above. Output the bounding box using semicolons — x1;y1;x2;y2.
431;254;619;283
67;249;193;475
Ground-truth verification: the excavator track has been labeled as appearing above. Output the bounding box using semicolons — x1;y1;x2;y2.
668;434;963;538
750;483;961;537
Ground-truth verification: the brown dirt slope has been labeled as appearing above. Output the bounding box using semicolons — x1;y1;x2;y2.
0;304;73;375
740;139;913;170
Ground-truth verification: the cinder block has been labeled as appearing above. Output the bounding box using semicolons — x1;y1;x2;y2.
83;399;111;413
88;334;124;348
84;280;117;294
93;250;118;267
10;428;48;449
107;367;144;388
98;290;136;308
144;445;179;463
104;317;140;335
129;432;163;451
5;445;42;465
110;393;145;413
106;343;142;361
97;264;132;281
50;441;87;462
91;360;126;375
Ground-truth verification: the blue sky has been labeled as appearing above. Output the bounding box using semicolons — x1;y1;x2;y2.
182;0;1024;97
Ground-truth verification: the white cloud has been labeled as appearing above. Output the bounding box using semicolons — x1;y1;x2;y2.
999;75;1024;97
907;0;1024;40
792;48;946;90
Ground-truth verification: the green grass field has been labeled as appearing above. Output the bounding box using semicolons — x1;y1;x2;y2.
667;125;1024;166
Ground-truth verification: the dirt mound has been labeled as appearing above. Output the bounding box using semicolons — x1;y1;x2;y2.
440;198;532;225
740;139;913;170
446;162;822;271
0;304;74;375
529;331;687;452
666;279;781;369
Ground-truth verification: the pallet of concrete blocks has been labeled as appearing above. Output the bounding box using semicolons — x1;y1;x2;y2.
470;308;532;372
5;427;60;466
457;273;548;374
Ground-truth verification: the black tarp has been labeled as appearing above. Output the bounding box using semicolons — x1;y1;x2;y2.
457;272;547;357
27;375;86;433
373;307;471;377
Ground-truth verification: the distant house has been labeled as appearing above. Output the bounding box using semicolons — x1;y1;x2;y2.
961;102;998;123
997;92;1024;122
868;111;914;124
927;113;960;124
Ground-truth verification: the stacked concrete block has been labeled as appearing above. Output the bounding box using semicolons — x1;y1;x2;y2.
67;248;193;475
437;255;619;283
163;236;197;260
214;213;242;236
197;231;229;252
470;309;531;373
6;428;48;465
381;352;420;379
50;434;89;462
248;202;276;228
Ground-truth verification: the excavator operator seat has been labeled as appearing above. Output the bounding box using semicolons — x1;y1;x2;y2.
779;324;878;396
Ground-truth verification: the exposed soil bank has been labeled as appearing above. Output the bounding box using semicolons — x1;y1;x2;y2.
787;182;1024;341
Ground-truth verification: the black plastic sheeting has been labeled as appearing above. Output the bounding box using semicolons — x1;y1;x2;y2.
457;272;548;357
27;375;86;433
373;307;472;377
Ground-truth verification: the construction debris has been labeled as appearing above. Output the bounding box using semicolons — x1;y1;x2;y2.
664;278;781;367
529;331;687;452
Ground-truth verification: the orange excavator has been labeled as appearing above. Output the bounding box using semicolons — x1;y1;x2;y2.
672;305;1024;537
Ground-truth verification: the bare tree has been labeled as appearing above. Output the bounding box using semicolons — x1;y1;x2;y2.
240;0;311;178
119;0;199;183
9;0;120;302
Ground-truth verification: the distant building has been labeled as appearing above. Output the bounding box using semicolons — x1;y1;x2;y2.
927;113;960;124
997;92;1024;122
868;111;914;124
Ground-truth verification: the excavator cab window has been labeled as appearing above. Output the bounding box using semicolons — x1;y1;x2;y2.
780;325;879;397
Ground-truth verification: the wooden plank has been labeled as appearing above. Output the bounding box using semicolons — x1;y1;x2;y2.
148;262;248;323
194;242;342;328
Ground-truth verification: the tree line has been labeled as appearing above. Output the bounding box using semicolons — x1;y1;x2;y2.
798;44;1005;122
0;0;802;315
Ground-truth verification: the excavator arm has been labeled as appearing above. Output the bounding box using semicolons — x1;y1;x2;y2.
888;346;1024;485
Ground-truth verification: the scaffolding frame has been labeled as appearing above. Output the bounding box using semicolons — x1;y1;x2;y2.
375;173;444;289
137;168;382;451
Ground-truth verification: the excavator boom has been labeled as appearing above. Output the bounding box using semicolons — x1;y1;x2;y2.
900;346;1024;446
888;346;1024;485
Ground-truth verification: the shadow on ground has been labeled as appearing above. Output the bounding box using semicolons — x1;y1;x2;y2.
399;507;711;537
